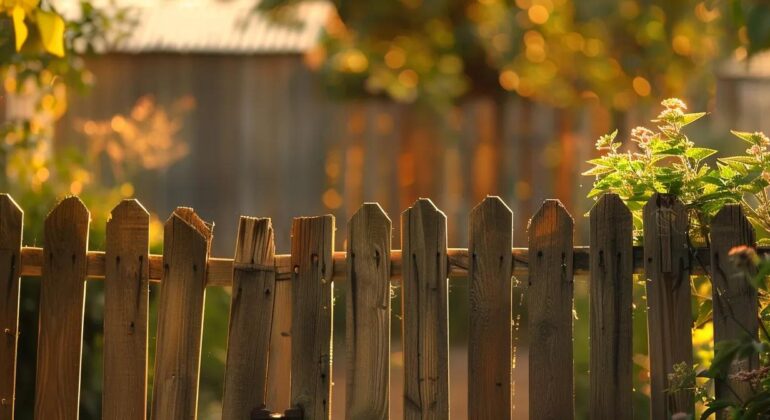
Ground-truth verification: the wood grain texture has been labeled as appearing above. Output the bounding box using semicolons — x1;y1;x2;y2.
401;199;449;420
103;200;150;420
588;194;633;420
35;196;90;419
346;203;391;420
710;205;757;409
151;208;212;420
0;195;21;420
222;217;276;419
468;196;513;420
290;215;335;419
643;193;693;418
265;278;292;412
527;199;574;420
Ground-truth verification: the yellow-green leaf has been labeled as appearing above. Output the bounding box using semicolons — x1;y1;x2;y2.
36;10;65;57
12;5;28;52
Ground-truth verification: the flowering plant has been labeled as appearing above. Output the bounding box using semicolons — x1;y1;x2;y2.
585;98;770;244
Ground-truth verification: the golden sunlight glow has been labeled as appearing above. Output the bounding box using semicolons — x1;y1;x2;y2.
527;4;549;24
632;76;651;96
499;70;520;91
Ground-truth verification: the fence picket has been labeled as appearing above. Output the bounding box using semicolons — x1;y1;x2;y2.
643;193;693;417
290;215;335;419
266;279;292;412
401;198;449;420
468;196;513;420
151;207;212;419
104;200;150;419
710;204;757;407
346;203;391;420
0;195;22;420
527;199;574;420
35;197;90;418
588;194;633;419
222;217;276;419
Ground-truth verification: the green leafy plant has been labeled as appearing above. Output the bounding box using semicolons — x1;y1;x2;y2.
585;98;770;244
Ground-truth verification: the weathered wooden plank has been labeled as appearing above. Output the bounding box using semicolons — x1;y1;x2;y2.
290;215;335;419
103;200;150;419
35;197;90;419
589;194;633;419
346;203;391;420
710;205;757;409
265;279;292;412
527;199;574;420
468;196;513;420
222;217;276;419
151;208;212;420
643;193;693;418
401;199;449;420
0;195;22;420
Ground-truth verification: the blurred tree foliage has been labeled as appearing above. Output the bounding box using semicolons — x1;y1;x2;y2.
260;0;769;110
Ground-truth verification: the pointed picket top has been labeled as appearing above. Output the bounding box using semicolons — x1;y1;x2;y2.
109;199;149;223
588;193;633;229
529;199;573;238
351;202;392;227
0;194;22;420
470;196;513;232
402;197;446;219
45;196;90;231
165;206;213;242
712;203;752;229
233;217;274;265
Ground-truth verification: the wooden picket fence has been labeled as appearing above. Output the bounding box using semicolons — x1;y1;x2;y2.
0;192;759;419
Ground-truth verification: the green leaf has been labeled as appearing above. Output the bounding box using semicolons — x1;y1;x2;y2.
720;155;759;165
685;147;717;161
681;112;706;127
582;165;614;176
732;130;758;144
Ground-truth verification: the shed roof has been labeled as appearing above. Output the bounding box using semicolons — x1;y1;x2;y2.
57;0;332;54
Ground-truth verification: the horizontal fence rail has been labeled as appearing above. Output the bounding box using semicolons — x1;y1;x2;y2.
0;192;760;420
16;244;731;284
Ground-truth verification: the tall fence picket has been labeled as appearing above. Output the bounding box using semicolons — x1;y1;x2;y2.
151;208;212;419
588;194;633;419
710;204;758;406
103;200;150;419
527;199;574;420
401;198;449;420
266;279;292;412
290;215;335;419
0;195;21;420
346;203;391;420
643;193;693;417
468;196;513;420
35;197;90;418
222;217;276;419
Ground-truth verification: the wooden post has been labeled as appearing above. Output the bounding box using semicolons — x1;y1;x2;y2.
589;194;633;419
35;197;90;418
290;215;335;419
0;195;21;420
222;217;277;419
103;200;150;419
643;193;693;418
346;204;391;420
527;199;574;420
151;208;212;420
401;198;449;420
468;196;513;419
710;205;757;407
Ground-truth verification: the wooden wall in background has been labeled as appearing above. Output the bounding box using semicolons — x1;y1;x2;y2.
58;53;614;255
